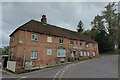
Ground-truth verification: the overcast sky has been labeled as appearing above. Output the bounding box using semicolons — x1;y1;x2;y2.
1;2;110;47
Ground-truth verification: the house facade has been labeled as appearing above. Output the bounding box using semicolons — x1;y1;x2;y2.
8;15;99;71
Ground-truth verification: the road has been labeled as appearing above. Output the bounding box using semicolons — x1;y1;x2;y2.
2;55;119;80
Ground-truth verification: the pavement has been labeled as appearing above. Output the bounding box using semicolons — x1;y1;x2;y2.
1;55;119;80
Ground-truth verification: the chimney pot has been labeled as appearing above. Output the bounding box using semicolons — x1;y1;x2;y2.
41;15;47;24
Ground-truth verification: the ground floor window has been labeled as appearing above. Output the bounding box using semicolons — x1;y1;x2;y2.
57;48;66;57
87;51;90;56
31;51;37;59
80;51;83;56
47;48;52;55
84;51;87;56
93;51;96;56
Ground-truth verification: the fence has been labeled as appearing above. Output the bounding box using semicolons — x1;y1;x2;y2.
7;61;16;72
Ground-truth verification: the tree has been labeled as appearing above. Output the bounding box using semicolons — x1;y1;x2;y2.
88;2;119;53
91;15;105;32
118;13;120;49
102;2;118;48
77;20;84;33
83;29;91;37
2;46;9;55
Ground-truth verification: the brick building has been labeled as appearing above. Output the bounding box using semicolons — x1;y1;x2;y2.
8;15;99;71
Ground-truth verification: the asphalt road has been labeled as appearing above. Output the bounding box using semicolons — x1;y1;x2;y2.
2;55;119;79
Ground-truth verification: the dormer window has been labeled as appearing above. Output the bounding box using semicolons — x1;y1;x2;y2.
59;38;64;44
32;34;38;41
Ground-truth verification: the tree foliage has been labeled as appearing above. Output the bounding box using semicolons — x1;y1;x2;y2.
2;46;9;55
77;20;84;33
84;2;119;53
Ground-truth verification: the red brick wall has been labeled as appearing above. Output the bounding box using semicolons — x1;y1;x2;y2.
9;30;99;69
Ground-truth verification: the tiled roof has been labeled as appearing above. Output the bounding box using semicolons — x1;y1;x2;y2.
10;20;97;43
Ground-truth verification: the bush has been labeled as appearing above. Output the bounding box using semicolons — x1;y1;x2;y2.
68;56;71;62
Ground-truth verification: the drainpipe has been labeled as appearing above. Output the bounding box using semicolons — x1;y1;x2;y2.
23;29;27;68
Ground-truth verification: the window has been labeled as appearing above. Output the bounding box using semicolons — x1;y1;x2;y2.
47;48;52;55
84;51;86;56
80;51;83;56
70;40;74;44
87;51;90;56
86;42;89;48
59;38;64;44
32;34;38;41
57;48;66;57
80;41;82;48
93;52;95;56
31;51;37;59
47;36;52;43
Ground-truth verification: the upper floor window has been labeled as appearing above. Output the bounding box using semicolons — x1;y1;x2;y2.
31;51;37;59
32;34;38;41
59;38;64;44
47;36;52;43
86;42;89;48
47;48;52;55
57;48;66;57
80;41;82;48
70;40;74;44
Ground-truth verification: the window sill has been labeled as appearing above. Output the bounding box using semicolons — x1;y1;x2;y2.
47;42;52;43
60;43;63;45
57;56;66;58
31;58;37;60
32;40;38;42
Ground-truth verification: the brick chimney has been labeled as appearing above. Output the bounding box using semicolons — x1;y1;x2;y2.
41;15;47;24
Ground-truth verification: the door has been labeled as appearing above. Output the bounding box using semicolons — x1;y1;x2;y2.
71;50;76;60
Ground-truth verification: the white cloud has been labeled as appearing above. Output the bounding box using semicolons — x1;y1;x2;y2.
2;2;110;47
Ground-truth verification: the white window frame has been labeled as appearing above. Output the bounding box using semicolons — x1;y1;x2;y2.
59;38;64;44
93;52;96;56
47;36;52;43
47;48;52;55
86;42;89;48
57;48;66;57
80;51;83;56
80;41;82;48
84;51;86;56
31;51;37;59
32;34;38;41
87;51;90;56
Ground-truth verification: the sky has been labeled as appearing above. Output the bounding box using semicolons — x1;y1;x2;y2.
0;1;114;47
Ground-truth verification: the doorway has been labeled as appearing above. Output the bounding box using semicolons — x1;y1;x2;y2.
71;50;76;60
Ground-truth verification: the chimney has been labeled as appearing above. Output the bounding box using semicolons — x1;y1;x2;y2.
41;15;47;24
